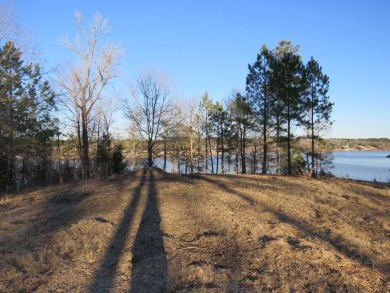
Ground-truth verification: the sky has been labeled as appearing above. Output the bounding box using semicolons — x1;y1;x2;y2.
9;0;390;139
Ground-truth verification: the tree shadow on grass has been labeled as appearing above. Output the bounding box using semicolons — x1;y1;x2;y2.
129;170;167;292
89;169;147;292
198;175;256;206
1;182;98;247
199;175;390;277
40;188;94;234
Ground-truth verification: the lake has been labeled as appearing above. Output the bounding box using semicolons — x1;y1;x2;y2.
153;151;390;183
332;151;390;183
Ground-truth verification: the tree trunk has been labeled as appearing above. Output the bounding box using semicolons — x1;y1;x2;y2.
197;131;201;173
235;149;239;174
147;140;153;167
81;112;90;179
221;117;225;174
253;143;257;174
216;128;219;175
205;121;209;173
306;147;310;173
9;105;15;193
208;135;214;174
287;96;292;176
163;138;167;171
241;125;246;174
262;124;267;174
276;110;281;175
311;93;315;175
190;131;194;174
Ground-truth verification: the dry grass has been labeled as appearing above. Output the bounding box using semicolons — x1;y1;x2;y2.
0;168;389;292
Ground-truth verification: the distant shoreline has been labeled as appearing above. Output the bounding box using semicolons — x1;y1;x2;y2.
333;148;390;152
327;138;390;153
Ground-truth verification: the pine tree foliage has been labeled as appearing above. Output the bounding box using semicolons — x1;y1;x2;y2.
244;40;333;176
0;41;56;194
302;57;334;175
246;45;274;174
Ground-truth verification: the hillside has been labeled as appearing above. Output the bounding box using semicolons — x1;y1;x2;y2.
0;168;389;292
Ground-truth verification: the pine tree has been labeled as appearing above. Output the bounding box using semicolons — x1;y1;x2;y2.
302;57;333;176
246;45;274;174
229;93;252;174
0;41;56;194
271;48;306;175
112;144;126;174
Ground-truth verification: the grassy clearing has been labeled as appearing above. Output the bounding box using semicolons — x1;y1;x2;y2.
0;168;389;292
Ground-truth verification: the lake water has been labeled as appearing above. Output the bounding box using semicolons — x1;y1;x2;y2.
153;151;390;183
332;151;390;183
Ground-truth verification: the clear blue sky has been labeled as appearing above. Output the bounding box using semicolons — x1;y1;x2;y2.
10;0;390;138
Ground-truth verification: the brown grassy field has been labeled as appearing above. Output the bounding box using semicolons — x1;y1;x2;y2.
0;168;389;292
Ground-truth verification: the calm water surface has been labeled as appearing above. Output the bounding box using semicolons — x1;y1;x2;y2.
332;151;390;182
153;151;390;183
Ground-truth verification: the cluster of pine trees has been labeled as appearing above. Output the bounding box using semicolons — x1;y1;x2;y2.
156;41;333;177
0;41;57;194
246;41;333;176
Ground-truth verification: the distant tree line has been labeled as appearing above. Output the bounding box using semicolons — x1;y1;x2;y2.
329;138;390;150
0;6;335;197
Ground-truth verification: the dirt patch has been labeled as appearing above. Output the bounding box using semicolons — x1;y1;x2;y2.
0;169;389;292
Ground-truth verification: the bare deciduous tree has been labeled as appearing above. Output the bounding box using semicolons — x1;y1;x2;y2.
0;2;37;71
124;70;179;167
96;98;118;136
0;3;17;44
56;11;121;178
184;101;201;174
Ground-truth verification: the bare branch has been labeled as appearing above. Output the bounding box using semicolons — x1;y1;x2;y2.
123;70;180;166
54;11;122;178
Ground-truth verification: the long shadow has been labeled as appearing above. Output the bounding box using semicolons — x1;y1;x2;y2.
130;170;167;292
0;183;96;269
199;175;390;276
198;175;256;205
22;182;97;235
89;169;147;292
40;188;94;234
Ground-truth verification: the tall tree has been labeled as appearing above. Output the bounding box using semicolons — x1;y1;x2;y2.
246;45;274;174
229;92;252;174
271;41;302;174
224;95;240;174
271;43;306;175
0;41;56;194
235;93;253;174
302;57;333;175
200;92;213;173
124;70;178;167
184;102;201;174
209;101;228;174
56;11;121;179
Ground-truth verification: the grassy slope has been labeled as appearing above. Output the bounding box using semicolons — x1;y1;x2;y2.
0;168;389;292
